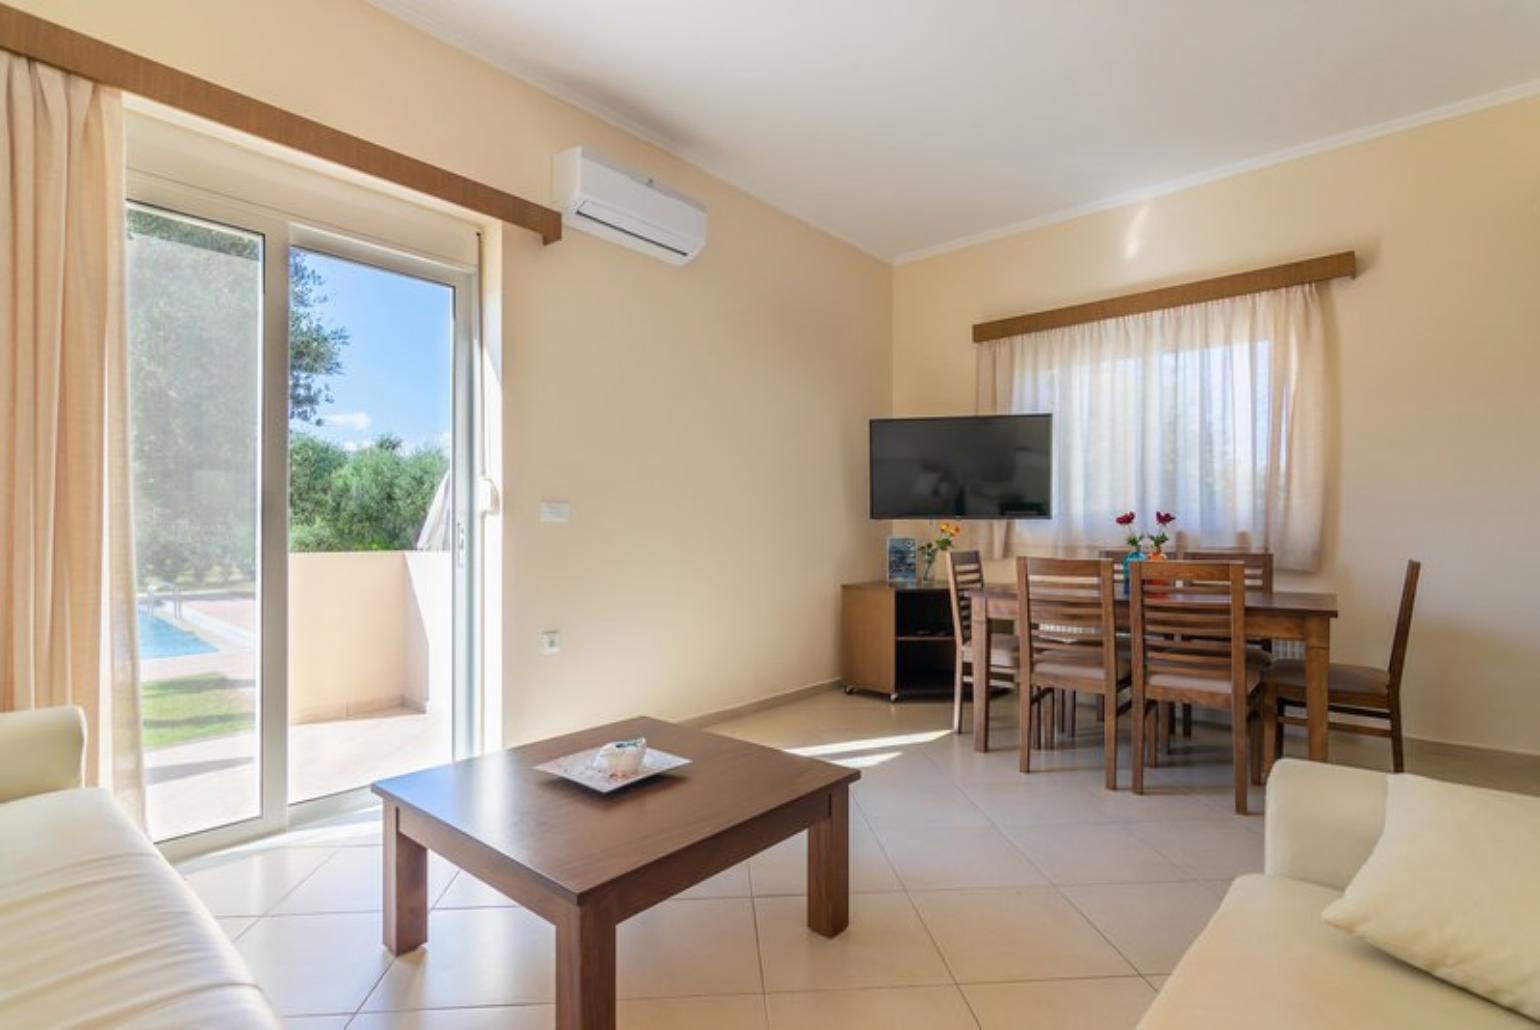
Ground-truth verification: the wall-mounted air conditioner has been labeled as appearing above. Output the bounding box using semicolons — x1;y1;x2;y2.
552;147;707;266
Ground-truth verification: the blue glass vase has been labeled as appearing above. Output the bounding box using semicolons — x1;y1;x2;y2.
1121;549;1142;596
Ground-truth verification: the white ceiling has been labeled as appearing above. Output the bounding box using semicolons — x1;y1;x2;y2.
368;0;1540;262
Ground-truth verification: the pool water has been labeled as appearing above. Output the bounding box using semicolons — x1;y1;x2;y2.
137;610;216;660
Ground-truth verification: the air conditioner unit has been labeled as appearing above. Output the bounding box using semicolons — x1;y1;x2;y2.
552;147;707;266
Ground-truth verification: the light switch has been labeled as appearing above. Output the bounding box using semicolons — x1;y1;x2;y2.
539;500;571;523
540;630;561;655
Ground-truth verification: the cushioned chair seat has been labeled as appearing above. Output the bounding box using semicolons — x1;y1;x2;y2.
960;633;1019;668
1140;874;1529;1030
1262;659;1391;702
1147;663;1262;695
1032;651;1131;683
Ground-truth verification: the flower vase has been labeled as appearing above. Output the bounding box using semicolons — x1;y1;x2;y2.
921;552;937;583
1121;549;1141;597
1144;548;1169;597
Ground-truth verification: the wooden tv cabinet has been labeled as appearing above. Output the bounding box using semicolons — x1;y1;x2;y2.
840;581;956;701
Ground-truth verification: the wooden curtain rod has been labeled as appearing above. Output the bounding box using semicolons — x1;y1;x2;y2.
0;4;563;244
971;250;1356;343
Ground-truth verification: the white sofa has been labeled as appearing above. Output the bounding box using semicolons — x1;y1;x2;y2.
0;706;279;1028
1141;758;1531;1029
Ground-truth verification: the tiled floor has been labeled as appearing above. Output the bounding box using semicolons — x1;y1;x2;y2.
177;688;1526;1028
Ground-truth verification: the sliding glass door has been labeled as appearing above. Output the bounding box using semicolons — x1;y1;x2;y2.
127;204;266;842
285;243;459;803
126;176;478;849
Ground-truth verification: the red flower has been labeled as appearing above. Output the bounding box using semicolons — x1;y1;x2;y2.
1114;511;1136;526
1156;511;1176;526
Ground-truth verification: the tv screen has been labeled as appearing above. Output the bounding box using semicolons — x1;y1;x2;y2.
870;414;1052;520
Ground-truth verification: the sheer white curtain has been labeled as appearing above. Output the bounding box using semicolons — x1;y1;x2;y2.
0;51;145;823
977;284;1326;570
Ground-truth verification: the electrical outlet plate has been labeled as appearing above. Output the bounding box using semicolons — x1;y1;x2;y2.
539;500;570;523
540;630;561;655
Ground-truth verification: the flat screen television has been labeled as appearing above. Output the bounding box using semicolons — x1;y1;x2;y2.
870;414;1052;519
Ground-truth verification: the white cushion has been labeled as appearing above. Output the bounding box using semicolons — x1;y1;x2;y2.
1141;874;1528;1029
1321;774;1540;1022
0;788;279;1028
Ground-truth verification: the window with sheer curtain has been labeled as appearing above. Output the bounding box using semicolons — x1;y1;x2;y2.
976;283;1326;570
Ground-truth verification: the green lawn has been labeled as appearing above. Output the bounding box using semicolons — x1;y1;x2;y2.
141;673;255;750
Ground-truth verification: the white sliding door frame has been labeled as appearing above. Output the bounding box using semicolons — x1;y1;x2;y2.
130;154;483;862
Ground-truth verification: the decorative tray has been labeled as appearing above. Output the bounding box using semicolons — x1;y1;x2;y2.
534;746;690;794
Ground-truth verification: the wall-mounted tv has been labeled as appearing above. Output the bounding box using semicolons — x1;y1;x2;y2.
870;414;1052;520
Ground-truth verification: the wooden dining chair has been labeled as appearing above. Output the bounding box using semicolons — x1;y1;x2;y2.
1130;560;1265;814
1170;550;1276;741
1016;557;1131;788
945;550;1018;734
1261;560;1421;775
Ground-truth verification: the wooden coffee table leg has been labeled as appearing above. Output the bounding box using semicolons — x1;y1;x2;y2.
556;903;617;1030
807;784;850;937
382;801;427;954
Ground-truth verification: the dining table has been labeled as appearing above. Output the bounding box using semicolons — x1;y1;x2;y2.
967;585;1340;761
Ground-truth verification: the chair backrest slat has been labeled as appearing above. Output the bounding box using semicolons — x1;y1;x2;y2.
1182;550;1274;592
946;550;985;644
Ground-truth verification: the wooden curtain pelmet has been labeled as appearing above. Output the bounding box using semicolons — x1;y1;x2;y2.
0;3;563;244
971;251;1356;343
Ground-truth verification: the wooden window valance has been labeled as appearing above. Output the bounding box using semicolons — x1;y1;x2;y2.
0;3;563;245
971;251;1356;343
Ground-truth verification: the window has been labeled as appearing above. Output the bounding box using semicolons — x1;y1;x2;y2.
977;284;1325;568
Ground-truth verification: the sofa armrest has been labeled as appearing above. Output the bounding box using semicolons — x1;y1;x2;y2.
0;705;87;803
1264;758;1388;891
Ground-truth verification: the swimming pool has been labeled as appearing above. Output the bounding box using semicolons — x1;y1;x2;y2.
137;610;216;660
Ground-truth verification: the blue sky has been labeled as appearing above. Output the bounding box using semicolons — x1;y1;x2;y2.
296;249;453;453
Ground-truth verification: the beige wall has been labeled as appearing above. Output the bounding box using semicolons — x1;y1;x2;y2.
287;552;450;723
17;0;892;743
894;96;1540;755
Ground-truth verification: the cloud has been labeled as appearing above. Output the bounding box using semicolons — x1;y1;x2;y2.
321;411;371;431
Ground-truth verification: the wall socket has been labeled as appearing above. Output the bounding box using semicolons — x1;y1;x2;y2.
540;630;561;655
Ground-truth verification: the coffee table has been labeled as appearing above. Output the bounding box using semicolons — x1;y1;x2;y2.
371;716;859;1030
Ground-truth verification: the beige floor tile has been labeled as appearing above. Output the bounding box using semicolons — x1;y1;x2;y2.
964;977;1156;1030
766;985;976;1029
362;907;555;1011
854;781;993;828
1199;877;1237;898
748;823;900;895
180;846;334;917
960;780;1114;826
434;870;518;909
284;1018;352;1029
349;1007;552;1029
1088;787;1226;823
1061;882;1223;974
277;808;385;848
910;887;1133;983
673;861;751;899
235;913;392;1016
1001;823;1191;885
873;824;1047;889
754;893;952;991
620;994;767;1029
217;915;256;941
1145;974;1170;991
617;899;763;999
270;846;455;914
1124;819;1264;877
